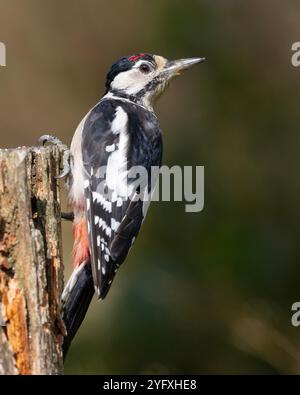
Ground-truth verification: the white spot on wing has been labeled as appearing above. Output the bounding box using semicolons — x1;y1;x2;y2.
106;143;116;152
111;191;118;202
92;191;112;213
104;254;109;262
111;218;120;232
117;197;123;207
98;218;112;238
105;200;112;213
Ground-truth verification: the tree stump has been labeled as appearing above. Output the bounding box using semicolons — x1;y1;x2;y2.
0;145;64;375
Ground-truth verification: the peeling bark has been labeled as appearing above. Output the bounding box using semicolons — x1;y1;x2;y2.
0;146;64;375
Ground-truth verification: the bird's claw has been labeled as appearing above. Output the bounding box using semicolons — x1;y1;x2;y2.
38;134;71;179
38;134;65;147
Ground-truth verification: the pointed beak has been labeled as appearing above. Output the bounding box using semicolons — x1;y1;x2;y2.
162;57;205;78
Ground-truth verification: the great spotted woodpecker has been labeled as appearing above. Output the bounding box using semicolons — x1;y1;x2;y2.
59;53;204;356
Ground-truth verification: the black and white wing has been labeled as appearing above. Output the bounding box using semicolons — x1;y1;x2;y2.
81;99;162;299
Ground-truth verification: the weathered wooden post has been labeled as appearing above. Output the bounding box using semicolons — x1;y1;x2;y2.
0;145;64;374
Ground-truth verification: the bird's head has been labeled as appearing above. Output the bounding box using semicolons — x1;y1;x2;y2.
105;53;205;109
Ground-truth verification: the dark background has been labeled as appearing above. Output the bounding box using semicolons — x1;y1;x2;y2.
1;0;300;374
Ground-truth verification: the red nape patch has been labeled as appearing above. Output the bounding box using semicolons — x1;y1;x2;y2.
128;53;145;62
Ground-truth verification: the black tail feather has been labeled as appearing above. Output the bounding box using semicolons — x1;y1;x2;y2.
62;263;94;359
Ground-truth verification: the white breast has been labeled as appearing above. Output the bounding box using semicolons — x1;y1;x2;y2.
69;110;91;207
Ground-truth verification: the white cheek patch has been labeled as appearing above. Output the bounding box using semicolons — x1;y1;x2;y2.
111;69;152;95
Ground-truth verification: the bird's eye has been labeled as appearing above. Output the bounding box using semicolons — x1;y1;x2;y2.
139;63;151;74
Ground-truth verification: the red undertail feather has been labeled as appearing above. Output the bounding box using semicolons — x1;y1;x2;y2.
72;217;90;267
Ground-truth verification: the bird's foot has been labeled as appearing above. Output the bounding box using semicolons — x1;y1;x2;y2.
38;134;71;179
61;212;74;221
38;134;65;147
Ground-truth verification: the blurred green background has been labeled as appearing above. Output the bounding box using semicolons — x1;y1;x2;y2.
1;0;300;374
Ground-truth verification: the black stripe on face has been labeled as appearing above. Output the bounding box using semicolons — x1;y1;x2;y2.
109;74;165;105
135;75;164;99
